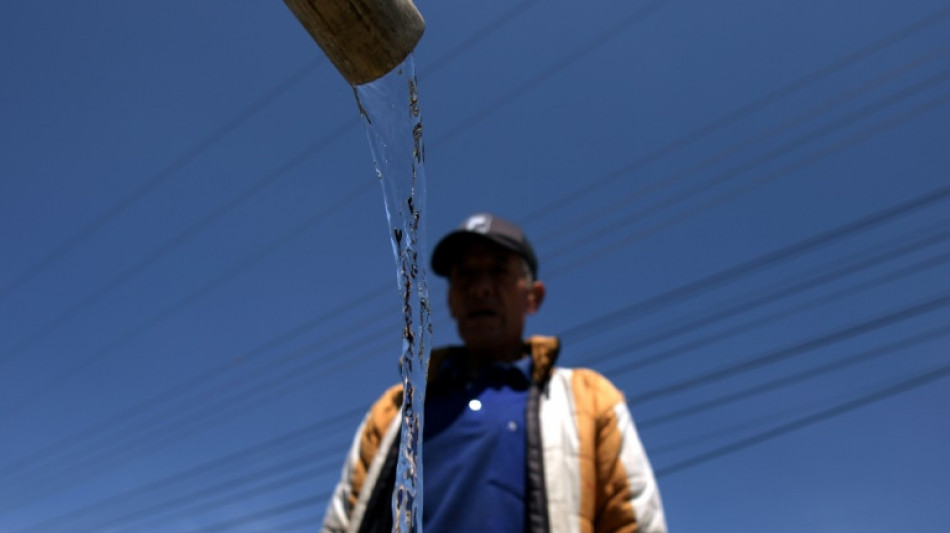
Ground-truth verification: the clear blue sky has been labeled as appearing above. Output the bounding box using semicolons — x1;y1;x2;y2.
2;1;949;531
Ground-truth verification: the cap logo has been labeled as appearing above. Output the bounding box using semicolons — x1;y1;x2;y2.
463;214;492;234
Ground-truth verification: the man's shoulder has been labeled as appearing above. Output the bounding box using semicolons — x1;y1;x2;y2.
549;365;625;407
364;383;403;433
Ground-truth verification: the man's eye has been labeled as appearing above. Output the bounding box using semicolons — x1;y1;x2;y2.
453;270;475;281
492;266;514;278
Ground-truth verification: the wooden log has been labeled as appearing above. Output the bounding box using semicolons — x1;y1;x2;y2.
283;0;425;86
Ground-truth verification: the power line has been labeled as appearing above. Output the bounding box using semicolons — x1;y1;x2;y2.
0;118;358;371
640;321;950;429
548;87;950;275
628;291;950;405
418;0;540;77
0;280;386;482
183;493;326;533
267;513;325;533
520;3;950;226
534;45;950;246
0;304;452;501
654;360;950;477
0;59;322;304
581;223;950;370
0;182;372;419
605;247;950;379
643;373;914;457
431;0;670;147
71;451;340;533
1;331;393;507
560;181;950;343
10;409;361;533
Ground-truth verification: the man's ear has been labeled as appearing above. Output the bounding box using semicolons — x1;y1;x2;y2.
526;281;546;314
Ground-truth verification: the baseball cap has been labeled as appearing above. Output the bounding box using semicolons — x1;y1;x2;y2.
431;213;538;278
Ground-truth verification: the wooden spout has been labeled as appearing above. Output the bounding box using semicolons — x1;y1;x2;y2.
283;0;425;86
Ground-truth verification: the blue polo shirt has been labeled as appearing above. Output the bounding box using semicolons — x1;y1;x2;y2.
422;355;532;533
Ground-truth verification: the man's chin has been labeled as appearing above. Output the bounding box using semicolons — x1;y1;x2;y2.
459;326;504;347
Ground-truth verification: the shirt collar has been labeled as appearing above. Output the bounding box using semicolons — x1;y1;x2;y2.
435;351;533;389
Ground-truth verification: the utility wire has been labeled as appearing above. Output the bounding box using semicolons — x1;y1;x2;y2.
0;181;371;419
628;291;950;406
267;514;325;533
646;401;825;458
535;44;950;245
0;280;386;482
116;466;325;533
182;493;326;533
654;360;950;477
580;222;950;370
0;306;447;502
0;59;321;304
0;118;356;370
640;321;950;429
560;181;950;343
1;331;394;508
547;68;950;261
419;0;541;76
606;247;950;379
70;450;341;533
0;293;434;499
644;374;930;458
520;3;950;226
431;0;670;147
548;86;950;275
10;408;362;533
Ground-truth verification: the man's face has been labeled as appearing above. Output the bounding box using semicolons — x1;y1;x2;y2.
447;240;544;356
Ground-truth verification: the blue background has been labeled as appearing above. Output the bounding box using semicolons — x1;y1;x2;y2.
2;1;949;531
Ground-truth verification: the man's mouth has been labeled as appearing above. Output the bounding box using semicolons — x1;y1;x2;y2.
468;309;497;319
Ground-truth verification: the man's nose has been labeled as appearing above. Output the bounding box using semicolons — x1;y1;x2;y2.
465;271;494;296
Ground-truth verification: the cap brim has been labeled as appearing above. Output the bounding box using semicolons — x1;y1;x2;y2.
431;231;526;277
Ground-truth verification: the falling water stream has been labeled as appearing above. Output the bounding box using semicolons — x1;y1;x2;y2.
354;55;430;533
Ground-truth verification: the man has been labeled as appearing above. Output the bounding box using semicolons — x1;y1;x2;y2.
322;213;667;533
